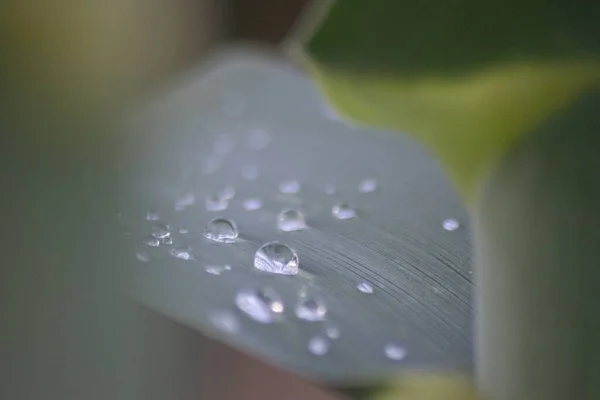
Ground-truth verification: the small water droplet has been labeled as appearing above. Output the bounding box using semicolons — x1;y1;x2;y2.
308;336;330;356
136;252;151;263
246;128;271;150
384;343;407;361
325;326;340;339
179;226;189;234
213;134;235;156
358;179;377;193
162;236;173;245
205;194;228;212
296;298;327;322
151;222;171;239
324;184;336;195
332;203;356;219
204;218;239;243
277;209;307;232
243;198;263;211
175;192;196;211
142;235;160;247
235;287;284;324
254;242;299;275
209;310;240;334
357;282;374;294
201;156;221;175
279;180;301;194
242;165;259;180
442;218;460;231
146;211;160;221
169;245;192;260
220;186;236;200
205;264;231;275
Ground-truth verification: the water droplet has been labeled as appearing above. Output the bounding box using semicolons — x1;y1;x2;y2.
325;326;340;339
162;236;173;245
246;128;271;150
136;252;151;263
442;218;460;231
204;218;239;243
142;235;160;247
242;165;259;180
175;192;196;211
146;211;160;221
254;242;299;275
384;343;407;361
151;222;171;239
296;298;327;322
179;226;189;234
324;184;336;195
332;203;356;219
205;194;228;212
213;134;235;156
358;179;377;193
169;245;192;260
220;186;236;200
201;156;221;175
205;264;232;275
243;198;263;211
279;180;301;194
308;336;330;356
235;287;284;323
277;209;307;232
209;310;239;334
357;282;374;294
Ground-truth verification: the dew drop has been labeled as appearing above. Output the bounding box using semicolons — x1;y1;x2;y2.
205;264;232;276
220;186;236;200
279;180;301;194
209;310;240;334
204;218;239;243
242;165;259;180
151;222;171;239
254;242;299;275
296;298;327;322
442;218;460;231
169;245;192;260
246;128;271;150
332;203;356;219
277;209;307;232
235;287;284;324
358;178;377;193
142;235;160;247
325;326;341;340
324;184;336;195
243;198;263;211
308;336;330;356
136;252;151;263
146;211;160;221
384;343;407;361
162;236;173;245
175;192;196;211
357;282;374;294
205;194;228;212
201;156;221;175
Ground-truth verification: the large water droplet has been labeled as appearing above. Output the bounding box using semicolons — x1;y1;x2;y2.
279;180;301;194
442;218;460;231
169;245;192;260
204;218;239;243
296;298;327;322
358;179;377;193
277;209;307;232
205;194;228;212
254;242;299;275
308;336;330;356
242;165;259;180
246;128;271;150
332;203;356;219
151;222;171;239
220;186;236;200
357;282;374;294
325;326;340;339
205;264;232;276
175;192;196;211
384;343;407;361
142;235;160;247
209;310;240;334
136;252;151;263
235;287;284;323
243;198;263;211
